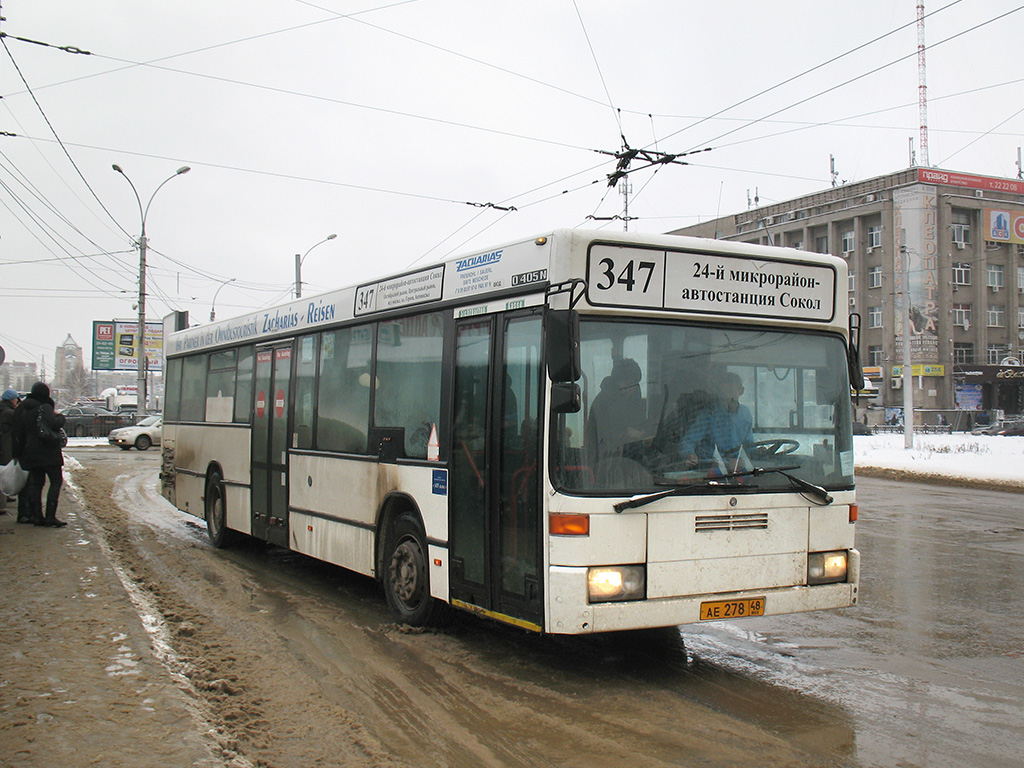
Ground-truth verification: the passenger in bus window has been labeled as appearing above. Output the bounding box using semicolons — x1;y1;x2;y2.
585;357;646;463
677;371;752;468
503;373;519;445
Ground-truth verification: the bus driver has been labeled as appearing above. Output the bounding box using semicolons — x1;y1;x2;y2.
678;371;753;469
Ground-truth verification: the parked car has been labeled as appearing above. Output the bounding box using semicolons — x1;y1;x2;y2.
852;421;873;435
62;404;132;438
107;416;162;451
972;419;1023;435
996;421;1024;436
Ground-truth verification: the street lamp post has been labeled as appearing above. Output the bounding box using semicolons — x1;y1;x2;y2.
294;234;338;299
210;278;236;322
112;164;191;414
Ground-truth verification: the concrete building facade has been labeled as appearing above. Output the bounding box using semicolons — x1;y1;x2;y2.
671;167;1024;421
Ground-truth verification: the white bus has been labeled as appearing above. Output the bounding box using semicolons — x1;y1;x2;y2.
161;229;861;634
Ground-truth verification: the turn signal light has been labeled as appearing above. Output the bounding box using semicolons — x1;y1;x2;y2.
549;513;590;536
849;504;858;523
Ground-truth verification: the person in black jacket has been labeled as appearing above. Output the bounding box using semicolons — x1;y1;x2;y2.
11;382;67;527
0;388;22;516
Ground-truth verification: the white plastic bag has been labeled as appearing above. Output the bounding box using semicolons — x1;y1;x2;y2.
0;459;29;496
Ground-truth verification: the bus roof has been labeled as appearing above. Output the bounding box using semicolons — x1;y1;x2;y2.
165;229;845;357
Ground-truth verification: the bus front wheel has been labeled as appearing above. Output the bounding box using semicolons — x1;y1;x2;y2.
383;512;449;627
205;471;233;548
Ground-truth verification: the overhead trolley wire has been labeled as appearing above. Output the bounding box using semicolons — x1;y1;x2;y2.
669;2;1024;154
0;36;131;239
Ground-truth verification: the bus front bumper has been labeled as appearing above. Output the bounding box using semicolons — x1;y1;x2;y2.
546;548;860;634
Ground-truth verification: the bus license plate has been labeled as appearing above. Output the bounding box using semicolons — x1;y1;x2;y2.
699;597;765;621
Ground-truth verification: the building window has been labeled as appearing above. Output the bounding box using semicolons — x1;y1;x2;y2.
952;262;971;286
988;345;1009;365
841;230;855;255
1019;307;1024;329
815;235;829;254
988;304;1005;327
868;345;883;365
1018;265;1024;293
987;263;1004;289
867;225;882;250
868;266;882;288
952;210;972;247
953;343;974;365
868;306;882;328
848;272;855;292
952;304;972;328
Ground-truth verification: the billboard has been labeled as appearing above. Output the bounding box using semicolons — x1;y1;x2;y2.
892;185;939;364
984;208;1024;246
92;320;164;371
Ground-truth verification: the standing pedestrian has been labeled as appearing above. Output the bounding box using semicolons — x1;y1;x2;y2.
0;388;22;516
11;382;67;527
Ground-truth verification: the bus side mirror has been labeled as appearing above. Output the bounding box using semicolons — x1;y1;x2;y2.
848;312;864;392
550;382;581;413
545;309;580;383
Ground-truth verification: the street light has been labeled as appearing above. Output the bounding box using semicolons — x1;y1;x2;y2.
112;163;191;413
294;233;338;299
210;278;236;322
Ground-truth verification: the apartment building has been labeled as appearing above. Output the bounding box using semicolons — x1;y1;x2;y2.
670;167;1024;417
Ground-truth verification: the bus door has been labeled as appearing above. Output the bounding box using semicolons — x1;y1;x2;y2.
449;313;543;629
252;343;293;548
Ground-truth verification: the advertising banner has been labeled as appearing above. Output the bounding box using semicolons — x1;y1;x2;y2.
892;185;939;363
92;320;164;371
984;208;1024;246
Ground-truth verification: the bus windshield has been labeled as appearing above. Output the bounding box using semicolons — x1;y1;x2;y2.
552;319;855;495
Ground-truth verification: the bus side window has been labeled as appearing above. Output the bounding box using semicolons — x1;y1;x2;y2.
164;358;183;421
317;326;372;454
233;346;254;423
206;349;237;423
181;354;207;422
374;311;445;459
294;335;318;449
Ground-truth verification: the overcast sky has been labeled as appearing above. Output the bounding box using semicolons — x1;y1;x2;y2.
1;0;1021;372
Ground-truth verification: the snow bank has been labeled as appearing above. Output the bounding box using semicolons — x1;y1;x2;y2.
854;433;1024;486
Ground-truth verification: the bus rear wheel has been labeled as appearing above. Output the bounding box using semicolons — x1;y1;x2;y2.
205;471;233;548
383;512;449;627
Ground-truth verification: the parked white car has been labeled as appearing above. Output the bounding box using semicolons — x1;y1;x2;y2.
108;415;162;451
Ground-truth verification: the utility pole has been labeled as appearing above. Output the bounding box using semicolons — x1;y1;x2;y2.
112;164;191;413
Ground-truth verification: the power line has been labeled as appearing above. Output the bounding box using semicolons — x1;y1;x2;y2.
671;3;1024;154
0;36;130;239
655;0;966;152
572;0;621;136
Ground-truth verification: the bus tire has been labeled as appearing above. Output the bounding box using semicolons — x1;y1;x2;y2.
205;471;233;549
383;512;450;627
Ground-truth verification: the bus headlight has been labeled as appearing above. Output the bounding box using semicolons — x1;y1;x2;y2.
587;565;646;603
808;551;848;585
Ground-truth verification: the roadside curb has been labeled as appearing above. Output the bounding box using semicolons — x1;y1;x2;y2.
856;465;1024;493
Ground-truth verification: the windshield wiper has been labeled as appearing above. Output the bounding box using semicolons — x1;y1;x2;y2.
612;464;832;512
613;476;755;512
751;465;833;505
